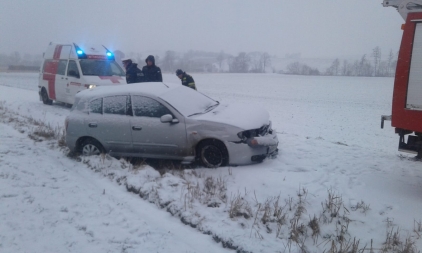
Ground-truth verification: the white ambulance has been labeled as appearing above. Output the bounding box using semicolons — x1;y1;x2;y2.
38;42;127;105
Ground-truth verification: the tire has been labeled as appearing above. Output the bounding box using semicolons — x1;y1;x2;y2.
80;138;104;156
196;139;229;168
41;88;53;105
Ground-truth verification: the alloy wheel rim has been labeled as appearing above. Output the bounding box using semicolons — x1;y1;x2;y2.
201;145;223;167
82;144;100;156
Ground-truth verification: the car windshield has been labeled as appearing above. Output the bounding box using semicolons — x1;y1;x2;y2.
159;86;218;117
79;59;125;76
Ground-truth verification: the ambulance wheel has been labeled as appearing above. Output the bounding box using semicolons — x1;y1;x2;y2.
41;88;53;105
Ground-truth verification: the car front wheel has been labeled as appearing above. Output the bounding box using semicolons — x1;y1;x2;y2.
197;140;228;168
80;138;104;156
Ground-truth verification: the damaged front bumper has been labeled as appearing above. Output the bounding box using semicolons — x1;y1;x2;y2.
227;132;279;165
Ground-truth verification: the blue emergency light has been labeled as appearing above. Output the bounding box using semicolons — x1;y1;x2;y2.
74;44;87;59
102;45;115;60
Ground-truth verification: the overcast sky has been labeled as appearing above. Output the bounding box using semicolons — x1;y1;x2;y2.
0;0;404;58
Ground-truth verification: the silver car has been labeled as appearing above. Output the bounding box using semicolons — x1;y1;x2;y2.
65;82;278;168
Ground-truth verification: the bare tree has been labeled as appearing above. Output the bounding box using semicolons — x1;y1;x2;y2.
9;51;21;65
216;51;226;72
260;52;271;73
286;62;301;75
341;60;352;76
248;52;263;73
372;46;381;76
179;50;196;72
229;52;250;73
162;50;176;72
326;58;340;76
387;49;394;77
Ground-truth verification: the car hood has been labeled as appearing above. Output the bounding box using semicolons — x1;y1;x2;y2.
192;103;270;130
82;75;126;86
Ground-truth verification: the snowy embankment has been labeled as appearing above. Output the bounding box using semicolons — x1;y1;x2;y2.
1;73;422;252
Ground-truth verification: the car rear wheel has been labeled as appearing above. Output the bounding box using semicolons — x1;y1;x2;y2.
197;140;228;168
41;88;53;105
80;138;104;156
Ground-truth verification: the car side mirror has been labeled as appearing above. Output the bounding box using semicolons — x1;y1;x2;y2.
160;114;178;123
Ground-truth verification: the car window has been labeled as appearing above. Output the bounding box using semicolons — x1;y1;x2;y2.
132;95;171;118
57;60;68;75
67;60;80;78
90;98;103;114
103;96;128;115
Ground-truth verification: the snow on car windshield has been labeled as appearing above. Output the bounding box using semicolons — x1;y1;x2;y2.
79;59;125;76
159;86;217;117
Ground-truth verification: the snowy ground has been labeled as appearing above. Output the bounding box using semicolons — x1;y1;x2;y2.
1;72;422;252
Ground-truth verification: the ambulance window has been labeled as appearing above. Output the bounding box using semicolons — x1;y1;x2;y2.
110;62;125;76
90;98;103;114
67;61;80;78
57;60;67;75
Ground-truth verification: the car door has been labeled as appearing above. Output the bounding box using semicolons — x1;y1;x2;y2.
65;60;82;104
130;95;188;158
54;59;69;102
86;95;133;154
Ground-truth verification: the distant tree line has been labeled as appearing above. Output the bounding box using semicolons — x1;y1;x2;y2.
0;52;43;68
3;46;398;77
285;47;398;77
159;50;272;73
116;50;272;73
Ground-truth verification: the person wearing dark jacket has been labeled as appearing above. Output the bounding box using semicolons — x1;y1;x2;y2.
122;58;144;83
176;69;197;90
142;55;162;82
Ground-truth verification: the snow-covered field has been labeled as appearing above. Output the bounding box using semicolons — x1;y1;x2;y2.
1;72;422;252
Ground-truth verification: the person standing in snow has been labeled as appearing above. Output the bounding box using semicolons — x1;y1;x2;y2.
142;55;162;82
122;58;144;83
176;69;197;90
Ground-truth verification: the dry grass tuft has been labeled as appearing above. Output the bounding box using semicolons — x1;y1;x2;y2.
308;215;320;243
351;200;371;215
229;192;253;219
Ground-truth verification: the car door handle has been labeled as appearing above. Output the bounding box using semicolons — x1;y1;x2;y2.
132;126;142;131
88;123;97;128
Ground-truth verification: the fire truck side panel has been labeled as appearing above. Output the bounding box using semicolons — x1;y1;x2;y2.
392;12;422;133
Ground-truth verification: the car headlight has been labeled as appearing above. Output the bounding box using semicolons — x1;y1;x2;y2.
237;123;272;141
84;84;97;89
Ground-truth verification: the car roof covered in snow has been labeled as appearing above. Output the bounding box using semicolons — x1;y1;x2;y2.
75;82;181;100
74;81;218;117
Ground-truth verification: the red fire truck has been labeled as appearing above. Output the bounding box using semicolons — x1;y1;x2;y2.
382;0;422;156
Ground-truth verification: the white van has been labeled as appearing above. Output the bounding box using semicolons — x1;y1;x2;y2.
38;42;127;105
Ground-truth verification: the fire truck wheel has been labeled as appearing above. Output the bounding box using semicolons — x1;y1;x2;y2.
41;88;53;105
